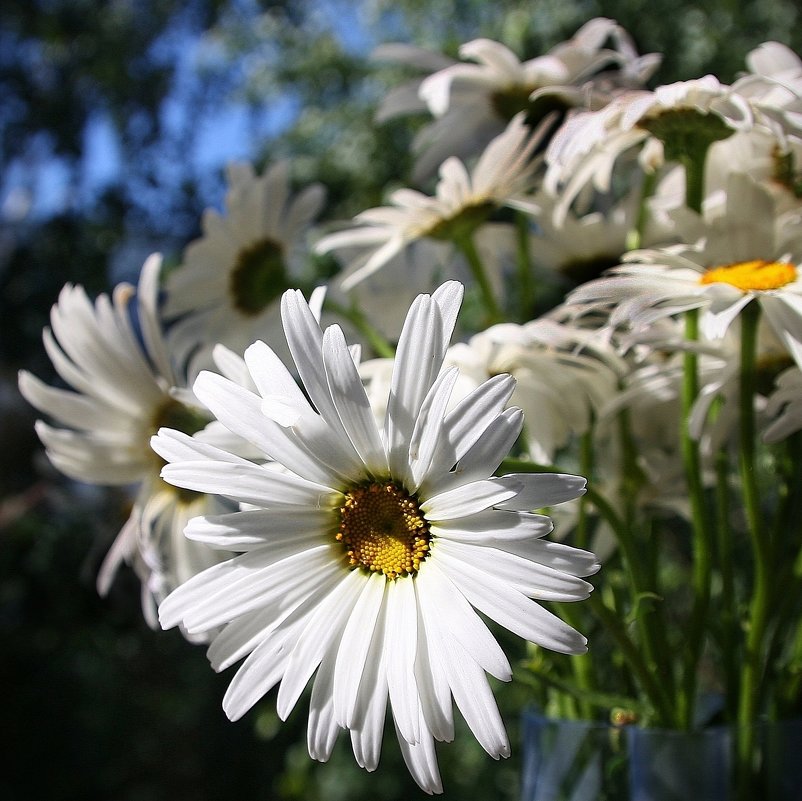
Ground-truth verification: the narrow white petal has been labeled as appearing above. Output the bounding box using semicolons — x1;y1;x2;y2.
160;460;337;510
494;473;587;510
416;560;511;680
349;600;389;771
409;367;458;490
427;373;516;478
322;325;388;474
441;559;588;654
436;538;593;601
222;611;309;721
395;709;443;795
185;508;333;551
422;478;520;520
432;509;553;543
385;577;421;745
333;573;387;728
276;569;366;720
413;591;455;742
307;650;342;762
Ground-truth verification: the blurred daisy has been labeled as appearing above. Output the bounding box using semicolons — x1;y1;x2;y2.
164;160;325;375
444;317;625;464
567;173;802;340
543;71;800;223
18;255;227;633
316;114;543;291
376;18;659;181
152;282;596;793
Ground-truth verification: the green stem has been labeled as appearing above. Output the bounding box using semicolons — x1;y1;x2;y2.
518;657;643;717
626;170;657;252
587;593;675;724
678;309;714;729
500;456;675;724
714;445;738;723
735;301;772;800
514;211;535;321
456;234;503;325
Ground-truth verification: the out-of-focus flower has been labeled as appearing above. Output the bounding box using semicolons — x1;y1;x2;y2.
18;255;228;634
316;114;543;291
376;18;659;181
567;174;802;340
164;161;325;375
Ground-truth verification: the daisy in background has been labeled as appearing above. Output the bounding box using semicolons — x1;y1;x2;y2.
442;317;625;466
566;173;802;343
151;282;597;793
315;113;543;305
17;255;230;635
544;41;802;225
164;160;326;378
375;18;659;182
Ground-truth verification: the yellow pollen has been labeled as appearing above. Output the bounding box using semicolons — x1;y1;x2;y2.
336;482;430;580
699;260;797;292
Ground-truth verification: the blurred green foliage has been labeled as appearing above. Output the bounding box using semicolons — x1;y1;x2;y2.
2;1;800;799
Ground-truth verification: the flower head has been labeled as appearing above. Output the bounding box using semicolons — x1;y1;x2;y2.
164;161;325;375
152;282;595;792
567;174;802;340
316;114;543;290
18;255;227;631
377;18;659;181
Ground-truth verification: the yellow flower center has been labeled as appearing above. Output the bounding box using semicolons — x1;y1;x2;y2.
699;260;797;292
336;482;430;579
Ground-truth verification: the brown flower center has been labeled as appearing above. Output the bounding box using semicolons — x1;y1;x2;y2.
336;482;430;579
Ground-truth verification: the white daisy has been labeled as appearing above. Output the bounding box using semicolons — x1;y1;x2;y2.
376;18;659;181
443;317;625;464
316;113;543;291
566;173;802;341
543;70;802;223
151;282;596;793
164;160;326;375
17;255;227;632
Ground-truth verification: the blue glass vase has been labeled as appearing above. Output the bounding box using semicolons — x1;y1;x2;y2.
521;711;802;801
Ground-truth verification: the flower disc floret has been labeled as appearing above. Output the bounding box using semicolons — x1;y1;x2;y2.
337;481;430;579
700;260;797;292
229;237;289;316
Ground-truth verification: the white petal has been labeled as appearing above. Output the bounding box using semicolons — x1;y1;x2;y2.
276;569;366;720
307;649;342;762
333;572;387;728
416;560;511;680
395;710;443;795
436;538;593;601
422;478;520;520
441;559;588;654
160;460;337;510
384;577;421;745
494;473;587;510
322;325;388;475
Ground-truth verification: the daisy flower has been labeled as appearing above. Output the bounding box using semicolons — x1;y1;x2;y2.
543;69;802;223
376;18;659;181
443;317;625;464
316;113;543;291
17;255;228;632
164;160;326;375
566;173;802;341
151;281;596;793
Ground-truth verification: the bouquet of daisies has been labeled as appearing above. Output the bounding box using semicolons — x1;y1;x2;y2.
19;16;802;799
